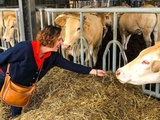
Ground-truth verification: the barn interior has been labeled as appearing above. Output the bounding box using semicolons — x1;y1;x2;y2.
0;0;160;119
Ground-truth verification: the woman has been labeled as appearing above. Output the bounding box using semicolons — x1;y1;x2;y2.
0;25;107;118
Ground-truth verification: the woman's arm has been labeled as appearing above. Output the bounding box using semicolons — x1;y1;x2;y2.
54;53;107;76
0;41;28;65
54;55;92;74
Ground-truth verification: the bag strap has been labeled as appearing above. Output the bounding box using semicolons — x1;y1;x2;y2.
6;62;44;84
6;64;10;74
35;62;44;83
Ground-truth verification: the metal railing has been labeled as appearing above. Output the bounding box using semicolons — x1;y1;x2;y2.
43;7;160;71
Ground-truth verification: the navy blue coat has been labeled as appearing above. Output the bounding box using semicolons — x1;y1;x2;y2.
0;41;92;86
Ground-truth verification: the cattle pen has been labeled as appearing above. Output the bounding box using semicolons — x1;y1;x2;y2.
1;2;160;119
40;7;160;99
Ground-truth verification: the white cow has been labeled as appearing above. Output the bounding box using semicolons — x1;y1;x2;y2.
119;4;159;50
116;41;160;85
54;13;107;66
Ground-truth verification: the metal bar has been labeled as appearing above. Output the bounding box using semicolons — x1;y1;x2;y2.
18;0;25;41
44;8;160;13
0;8;19;11
15;11;20;42
52;12;55;25
38;9;44;30
80;12;84;65
112;12;118;72
47;11;51;25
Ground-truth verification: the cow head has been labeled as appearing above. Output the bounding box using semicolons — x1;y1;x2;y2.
106;13;113;28
105;12;125;30
2;13;17;47
105;4;131;30
54;13;91;50
116;42;160;85
55;13;105;66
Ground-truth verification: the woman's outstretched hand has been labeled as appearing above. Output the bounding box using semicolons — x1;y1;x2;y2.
89;69;107;77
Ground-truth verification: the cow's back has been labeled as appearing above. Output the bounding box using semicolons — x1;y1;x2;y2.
119;4;157;34
119;13;157;34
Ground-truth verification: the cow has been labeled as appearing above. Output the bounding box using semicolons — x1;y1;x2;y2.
119;4;159;50
2;12;21;47
116;41;160;85
1;10;49;47
1;10;64;47
54;12;107;66
2;11;42;47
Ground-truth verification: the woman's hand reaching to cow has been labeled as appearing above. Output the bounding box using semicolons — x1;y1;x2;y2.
89;69;107;77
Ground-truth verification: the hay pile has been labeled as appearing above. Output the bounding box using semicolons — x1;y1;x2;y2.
1;67;160;120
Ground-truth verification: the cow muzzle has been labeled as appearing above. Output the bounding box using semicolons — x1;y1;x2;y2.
2;36;13;42
2;37;10;42
116;69;121;78
116;68;131;84
62;44;71;50
116;68;123;82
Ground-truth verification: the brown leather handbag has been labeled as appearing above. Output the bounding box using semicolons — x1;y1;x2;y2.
0;64;42;107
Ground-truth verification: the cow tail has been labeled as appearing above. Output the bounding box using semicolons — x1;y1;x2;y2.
153;13;159;43
153;13;158;32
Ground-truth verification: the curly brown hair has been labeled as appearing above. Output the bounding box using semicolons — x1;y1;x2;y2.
36;25;61;47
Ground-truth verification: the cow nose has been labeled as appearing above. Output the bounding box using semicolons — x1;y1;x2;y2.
2;38;6;41
63;44;71;50
116;68;121;77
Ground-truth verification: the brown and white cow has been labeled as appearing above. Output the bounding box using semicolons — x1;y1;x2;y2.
54;13;107;66
119;4;159;50
116;41;160;85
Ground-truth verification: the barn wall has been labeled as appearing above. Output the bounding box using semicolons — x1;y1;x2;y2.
0;0;159;8
70;0;160;8
0;0;70;8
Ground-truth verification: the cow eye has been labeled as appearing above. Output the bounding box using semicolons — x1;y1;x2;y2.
142;60;150;64
106;16;109;19
11;26;14;28
77;27;80;31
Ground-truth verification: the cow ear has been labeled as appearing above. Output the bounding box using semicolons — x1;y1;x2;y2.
117;13;123;19
54;14;67;27
151;60;160;73
106;13;110;19
3;12;15;20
